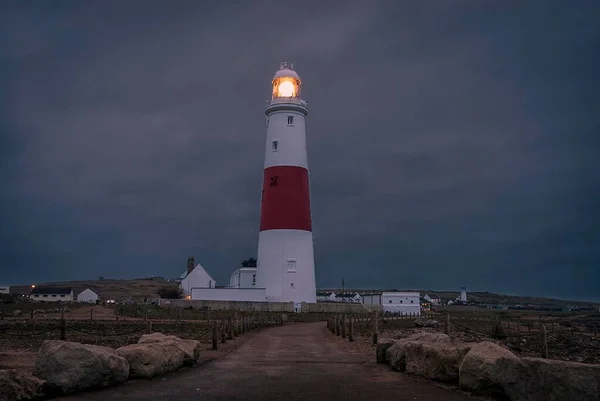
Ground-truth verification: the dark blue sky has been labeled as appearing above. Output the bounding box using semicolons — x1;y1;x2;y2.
1;1;599;301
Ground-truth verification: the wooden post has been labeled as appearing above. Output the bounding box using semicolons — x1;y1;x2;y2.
372;311;379;344
228;319;234;339
516;320;520;332
221;322;226;344
349;318;354;342
335;315;341;336
30;309;34;320
60;308;66;340
212;322;218;350
146;320;152;334
341;315;347;339
540;324;548;358
444;313;450;335
0;308;3;320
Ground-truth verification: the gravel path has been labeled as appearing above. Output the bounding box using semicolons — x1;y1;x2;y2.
57;322;475;401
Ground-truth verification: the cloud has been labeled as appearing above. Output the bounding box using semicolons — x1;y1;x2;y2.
1;1;599;301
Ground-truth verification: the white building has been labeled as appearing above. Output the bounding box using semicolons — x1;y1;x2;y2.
382;292;421;315
179;257;216;298
460;286;468;302
254;62;317;304
77;288;99;303
228;258;258;288
423;293;442;305
30;287;74;302
317;291;336;302
0;286;9;295
361;292;383;306
335;292;362;303
228;267;257;288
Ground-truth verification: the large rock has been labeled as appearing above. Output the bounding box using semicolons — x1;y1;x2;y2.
0;369;47;401
138;333;180;343
458;341;518;396
33;340;129;394
138;332;201;366
404;340;471;382
386;332;451;372
414;318;440;328
376;338;395;364
116;342;185;379
495;357;600;401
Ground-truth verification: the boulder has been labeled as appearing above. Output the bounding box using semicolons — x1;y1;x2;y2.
0;369;47;401
138;332;201;366
116;342;185;379
414;318;440;328
404;340;471;382
495;357;600;401
386;331;451;372
33;340;129;394
458;341;518;396
376;338;395;364
138;333;181;343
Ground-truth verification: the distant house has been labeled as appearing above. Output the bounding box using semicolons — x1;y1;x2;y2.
77;288;99;304
316;291;336;302
334;292;362;303
179;257;216;298
30;287;73;302
0;286;9;295
423;293;442;306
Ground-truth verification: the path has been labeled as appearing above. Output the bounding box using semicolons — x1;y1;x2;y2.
58;322;475;401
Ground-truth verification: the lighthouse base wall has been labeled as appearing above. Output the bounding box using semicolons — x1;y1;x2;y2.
256;229;317;304
190;287;267;302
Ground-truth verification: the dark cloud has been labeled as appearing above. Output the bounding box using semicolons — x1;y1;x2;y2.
1;0;599;301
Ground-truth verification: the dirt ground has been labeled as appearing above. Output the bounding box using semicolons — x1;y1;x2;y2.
57;322;482;401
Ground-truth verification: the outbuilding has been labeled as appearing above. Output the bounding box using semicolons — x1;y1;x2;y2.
77;288;99;303
30;287;73;302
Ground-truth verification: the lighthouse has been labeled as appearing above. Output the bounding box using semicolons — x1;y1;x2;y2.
255;62;317;303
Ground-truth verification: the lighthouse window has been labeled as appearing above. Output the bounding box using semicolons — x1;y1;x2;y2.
272;140;278;151
287;259;297;272
287;116;294;125
290;282;295;288
252;274;256;285
269;176;279;186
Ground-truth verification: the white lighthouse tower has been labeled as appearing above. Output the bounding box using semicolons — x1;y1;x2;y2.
255;62;317;303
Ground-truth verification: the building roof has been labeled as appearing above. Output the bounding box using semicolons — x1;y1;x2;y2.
335;292;360;298
31;287;72;295
180;262;215;281
78;288;97;295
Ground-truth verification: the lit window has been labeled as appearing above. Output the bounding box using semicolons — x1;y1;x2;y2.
287;116;294;125
272;140;278;151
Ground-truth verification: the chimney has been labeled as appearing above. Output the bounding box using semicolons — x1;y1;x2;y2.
187;257;195;274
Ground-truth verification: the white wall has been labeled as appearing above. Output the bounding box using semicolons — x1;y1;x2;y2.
191;287;267;302
256;229;316;303
77;289;98;303
382;292;421;315
31;292;74;302
180;263;216;296
0;286;9;294
362;294;382;305
228;268;257;288
264;109;308;169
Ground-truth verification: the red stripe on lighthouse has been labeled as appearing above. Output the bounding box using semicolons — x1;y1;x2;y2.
260;166;312;232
